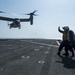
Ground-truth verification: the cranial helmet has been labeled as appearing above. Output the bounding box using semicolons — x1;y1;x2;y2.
62;26;69;30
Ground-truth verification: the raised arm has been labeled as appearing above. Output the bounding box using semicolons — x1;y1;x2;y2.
58;27;63;33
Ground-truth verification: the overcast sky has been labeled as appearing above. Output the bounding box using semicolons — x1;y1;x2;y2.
0;0;75;39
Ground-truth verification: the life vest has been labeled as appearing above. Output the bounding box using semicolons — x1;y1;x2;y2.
62;32;69;41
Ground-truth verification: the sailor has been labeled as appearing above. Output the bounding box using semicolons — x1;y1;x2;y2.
57;26;74;57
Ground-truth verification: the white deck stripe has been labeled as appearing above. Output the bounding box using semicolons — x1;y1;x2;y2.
56;40;60;46
20;40;59;47
30;41;59;47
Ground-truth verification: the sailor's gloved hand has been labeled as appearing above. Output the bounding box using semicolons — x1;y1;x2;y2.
58;26;60;30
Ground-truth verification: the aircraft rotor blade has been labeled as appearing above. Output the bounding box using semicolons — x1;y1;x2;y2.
25;10;37;15
32;10;37;14
25;13;31;15
33;14;38;16
0;11;5;13
26;13;38;16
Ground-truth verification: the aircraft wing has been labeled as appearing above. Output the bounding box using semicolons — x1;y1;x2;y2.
20;18;30;22
0;16;14;21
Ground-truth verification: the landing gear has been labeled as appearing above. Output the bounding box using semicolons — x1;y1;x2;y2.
19;26;21;29
18;24;21;29
10;26;11;29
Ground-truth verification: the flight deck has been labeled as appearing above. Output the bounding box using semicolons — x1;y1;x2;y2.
0;39;75;75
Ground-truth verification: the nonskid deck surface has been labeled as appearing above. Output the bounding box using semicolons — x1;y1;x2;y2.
0;39;75;75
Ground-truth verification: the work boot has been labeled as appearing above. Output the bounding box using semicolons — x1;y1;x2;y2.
63;53;69;56
72;52;74;57
57;52;60;56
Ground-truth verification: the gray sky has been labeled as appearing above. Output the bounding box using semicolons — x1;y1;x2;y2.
0;0;75;39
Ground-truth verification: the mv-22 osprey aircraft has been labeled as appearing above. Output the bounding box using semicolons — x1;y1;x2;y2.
0;10;37;29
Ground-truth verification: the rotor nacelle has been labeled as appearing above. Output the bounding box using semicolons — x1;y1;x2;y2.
26;10;37;25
